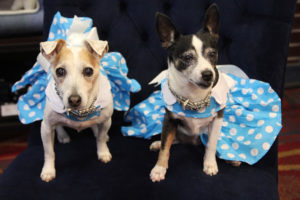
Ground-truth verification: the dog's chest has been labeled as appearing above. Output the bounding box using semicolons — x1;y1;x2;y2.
50;113;101;131
46;103;113;132
171;112;216;136
63;115;100;130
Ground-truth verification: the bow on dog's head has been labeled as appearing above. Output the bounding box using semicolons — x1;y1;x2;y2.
40;39;108;110
156;4;220;89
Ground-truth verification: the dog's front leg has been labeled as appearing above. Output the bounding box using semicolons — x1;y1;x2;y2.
203;109;224;176
93;118;112;163
150;111;176;182
40;120;56;182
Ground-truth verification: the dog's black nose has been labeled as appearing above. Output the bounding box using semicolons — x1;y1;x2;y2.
201;70;213;82
68;95;81;107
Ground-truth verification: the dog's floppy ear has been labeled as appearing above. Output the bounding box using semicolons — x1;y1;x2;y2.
156;12;179;49
40;39;66;61
203;4;219;38
84;40;109;60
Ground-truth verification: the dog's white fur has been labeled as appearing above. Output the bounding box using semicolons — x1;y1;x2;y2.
39;39;113;182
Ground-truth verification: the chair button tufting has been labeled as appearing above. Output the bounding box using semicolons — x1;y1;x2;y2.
120;1;127;12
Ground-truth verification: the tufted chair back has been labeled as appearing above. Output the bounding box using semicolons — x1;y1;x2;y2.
43;0;296;104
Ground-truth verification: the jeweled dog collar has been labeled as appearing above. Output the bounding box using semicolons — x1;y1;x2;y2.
167;81;211;111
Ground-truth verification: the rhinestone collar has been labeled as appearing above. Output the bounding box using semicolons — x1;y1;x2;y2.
55;84;98;118
167;81;211;111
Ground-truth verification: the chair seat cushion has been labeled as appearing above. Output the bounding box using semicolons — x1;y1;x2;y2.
0;124;279;200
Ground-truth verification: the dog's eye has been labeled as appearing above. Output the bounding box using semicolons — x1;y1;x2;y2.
83;67;93;77
56;68;66;77
181;54;194;63
208;51;217;58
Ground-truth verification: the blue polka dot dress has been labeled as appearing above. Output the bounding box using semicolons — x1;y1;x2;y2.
121;67;282;165
11;12;141;124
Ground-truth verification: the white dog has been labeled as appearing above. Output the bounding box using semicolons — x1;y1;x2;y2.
39;38;113;182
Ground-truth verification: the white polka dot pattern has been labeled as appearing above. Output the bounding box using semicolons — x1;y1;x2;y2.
122;73;282;165
12;13;141;124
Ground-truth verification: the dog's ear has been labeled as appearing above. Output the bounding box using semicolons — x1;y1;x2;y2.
40;39;66;61
203;4;219;38
84;40;109;60
156;12;179;49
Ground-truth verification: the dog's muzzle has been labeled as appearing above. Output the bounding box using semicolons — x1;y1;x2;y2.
197;70;213;88
202;70;213;82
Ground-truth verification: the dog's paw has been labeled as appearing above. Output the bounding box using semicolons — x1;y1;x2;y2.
98;151;112;163
150;141;161;151
40;167;56;182
226;160;242;167
150;165;167;182
203;159;218;176
57;134;71;144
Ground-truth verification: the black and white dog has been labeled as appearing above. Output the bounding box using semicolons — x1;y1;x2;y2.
149;4;240;182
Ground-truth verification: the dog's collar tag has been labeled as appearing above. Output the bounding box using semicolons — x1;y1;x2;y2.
182;99;189;110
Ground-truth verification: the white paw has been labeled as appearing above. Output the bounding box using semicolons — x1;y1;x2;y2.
203;159;218;176
150;141;161;151
40;167;56;182
57;134;71;144
98;151;112;163
150;165;167;182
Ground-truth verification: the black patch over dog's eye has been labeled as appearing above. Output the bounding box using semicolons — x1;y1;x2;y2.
56;67;66;77
180;54;194;63
83;67;93;77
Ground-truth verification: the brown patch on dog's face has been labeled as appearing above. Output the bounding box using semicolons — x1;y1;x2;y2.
52;46;72;66
51;47;73;85
80;48;100;68
77;48;100;91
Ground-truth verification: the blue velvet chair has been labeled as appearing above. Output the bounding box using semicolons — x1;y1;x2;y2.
0;0;296;199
